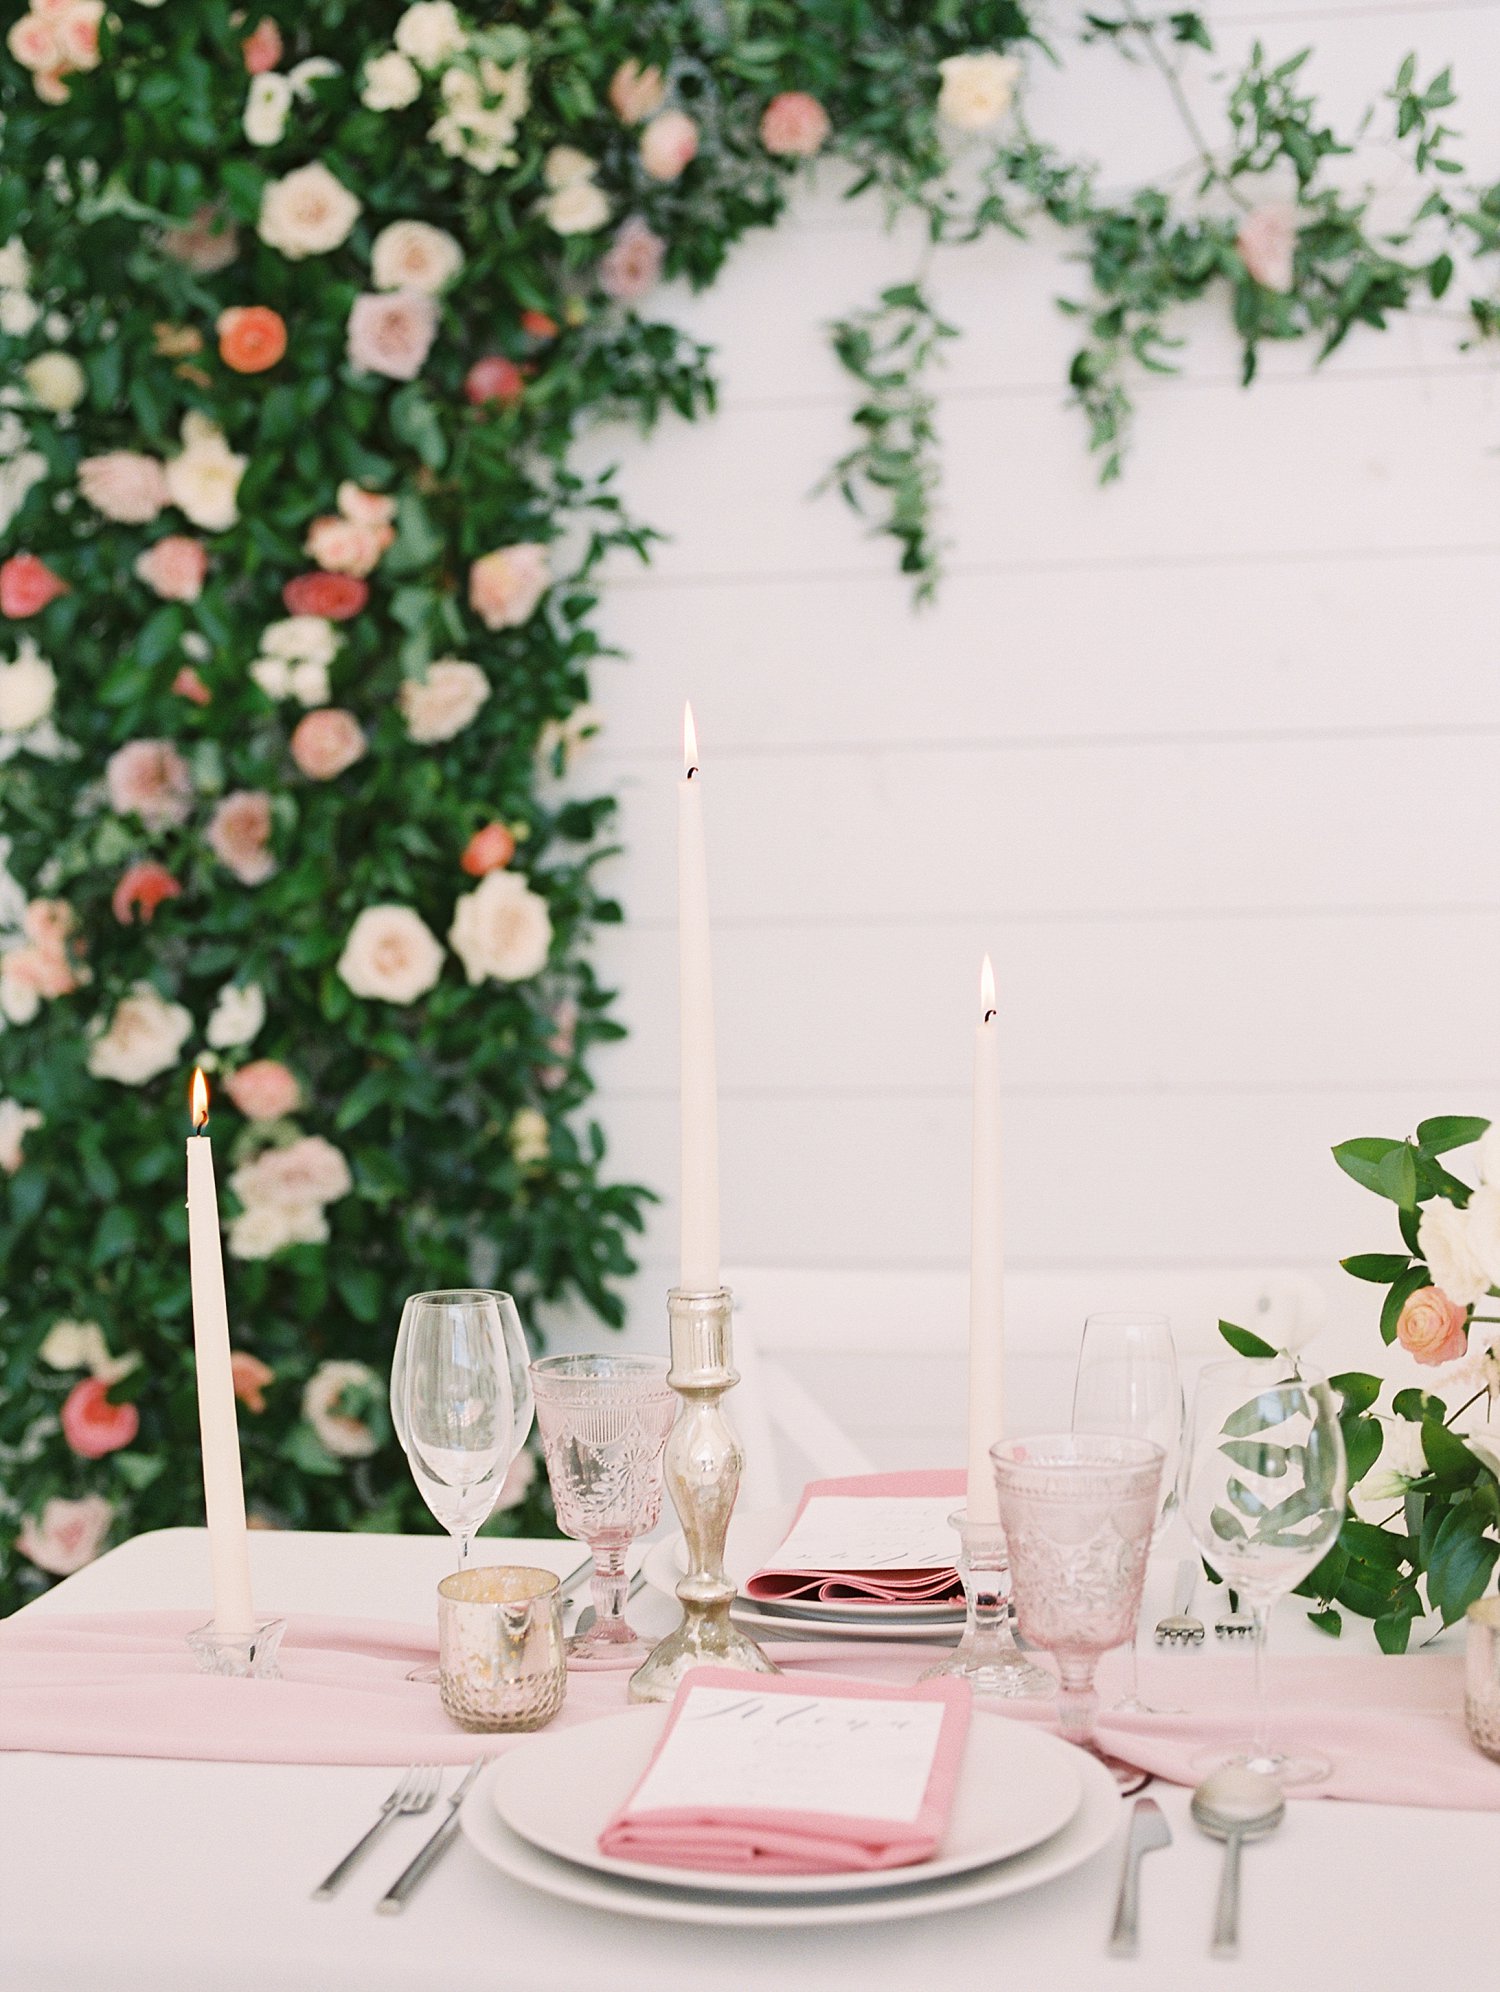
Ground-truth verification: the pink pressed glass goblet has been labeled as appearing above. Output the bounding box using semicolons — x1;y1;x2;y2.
992;1434;1164;1772
531;1355;676;1667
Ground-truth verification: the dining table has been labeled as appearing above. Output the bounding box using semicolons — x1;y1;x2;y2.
2;1523;1495;1992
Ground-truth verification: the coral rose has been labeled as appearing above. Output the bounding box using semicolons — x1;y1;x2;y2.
461;821;516;876
207;789;276;885
336;904;444;1004
231;1349;275;1412
282;572;368;619
468;542;549;629
1396;1285;1469;1367
14;1493;113;1576
609;59;666;125
241;17;282;72
111;861;182;925
134;535;208;602
465;355;524;406
760;91;831;157
291;706;366;780
0;554;68;618
225;1059;301;1122
1237;204;1298;294
78;451;170;525
639;109;698;182
521;309;558;340
217;305;288;374
106;738;194;830
599;217;665;303
347;289;439;380
173;665;212;705
61;1375;140;1459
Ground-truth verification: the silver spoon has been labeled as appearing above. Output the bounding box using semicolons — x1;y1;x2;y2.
1190;1766;1285;1958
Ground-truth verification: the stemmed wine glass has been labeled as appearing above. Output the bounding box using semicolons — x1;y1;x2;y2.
1180;1356;1347;1785
1071;1311;1183;1711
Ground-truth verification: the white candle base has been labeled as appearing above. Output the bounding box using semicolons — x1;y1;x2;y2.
186;1615;287;1680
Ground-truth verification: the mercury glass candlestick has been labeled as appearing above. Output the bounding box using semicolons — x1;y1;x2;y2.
920;1507;1052;1699
628;1286;778;1704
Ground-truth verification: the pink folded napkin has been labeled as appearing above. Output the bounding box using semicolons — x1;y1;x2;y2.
597;1666;973;1875
744;1469;967;1604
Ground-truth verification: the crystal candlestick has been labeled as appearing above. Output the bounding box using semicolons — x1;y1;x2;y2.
628;1286;778;1704
187;1615;287;1679
920;1508;1052;1699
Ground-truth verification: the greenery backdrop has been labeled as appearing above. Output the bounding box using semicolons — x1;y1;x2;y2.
1;1;1495;1610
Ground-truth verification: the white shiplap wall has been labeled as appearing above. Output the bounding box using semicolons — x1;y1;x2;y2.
541;1;1500;1403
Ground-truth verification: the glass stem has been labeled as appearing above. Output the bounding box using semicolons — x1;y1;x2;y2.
591;1541;627;1628
1250;1595;1272;1767
1056;1654;1099;1750
457;1529;472;1571
1123;1635;1142;1707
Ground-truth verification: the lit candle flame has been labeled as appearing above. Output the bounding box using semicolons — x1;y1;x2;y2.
191;1067;210;1131
683;701;699;780
980;954;996;1023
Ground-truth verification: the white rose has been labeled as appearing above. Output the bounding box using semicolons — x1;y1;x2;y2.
0;641;56;733
165;413;247;532
14;1493;114;1576
1477;1123;1500;1187
0;449;47;536
228;1197;329;1261
244;70;293;146
252;656;330;706
362;48;422;111
400;658;489;742
261;614;340;666
370;218;464;294
0;959;41;1025
1465;1185;1500;1289
337;904;445;1004
302;1358;381;1458
448;870;552;985
23;351;86;412
1418;1197;1492;1309
937;50;1022;131
205;979;265;1050
543;180;610;236
543;145;597;190
87;982;194;1086
0;1095;42;1172
0;291;40;338
509;1105;549;1167
0;238;30;290
38;1318;111;1372
394;0;466;68
257;161;362;260
288;57;340;99
232;1135;352;1210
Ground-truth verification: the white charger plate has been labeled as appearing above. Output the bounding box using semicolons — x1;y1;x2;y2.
489;1703;1082;1896
460;1732;1120;1929
728;1597;962;1647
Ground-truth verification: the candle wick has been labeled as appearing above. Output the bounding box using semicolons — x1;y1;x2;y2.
983;1008;997;1024
685;764;700;781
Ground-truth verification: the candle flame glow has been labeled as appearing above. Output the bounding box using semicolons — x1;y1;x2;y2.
191;1067;210;1130
683;700;699;779
980;954;996;1023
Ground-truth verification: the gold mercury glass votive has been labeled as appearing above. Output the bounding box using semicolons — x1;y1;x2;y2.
1465;1596;1500;1761
437;1566;567;1733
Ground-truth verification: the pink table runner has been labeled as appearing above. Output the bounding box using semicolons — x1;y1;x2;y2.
743;1469;966;1604
4;1610;1499;1809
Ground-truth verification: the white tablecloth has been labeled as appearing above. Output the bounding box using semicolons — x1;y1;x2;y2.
2;1526;1494;1992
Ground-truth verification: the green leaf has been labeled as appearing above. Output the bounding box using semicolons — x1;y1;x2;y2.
1380;1265;1433;1345
1342;1414;1383;1486
1341;1255;1410;1284
1307;1607;1342;1638
1422;1419;1478;1485
1332;1136;1406;1196
1415;1115;1489;1155
1210;1504;1247;1543
1218;1319;1275;1358
281;1423;345;1477
1374;1605;1418;1654
1224;1386;1303;1438
112;1451;166;1492
1341;1517;1411;1567
1392;1388;1446;1423
333;1262;382;1325
1329;1371;1382;1415
389;387;448;470
1221;1439;1293;1477
1426;1502;1500;1621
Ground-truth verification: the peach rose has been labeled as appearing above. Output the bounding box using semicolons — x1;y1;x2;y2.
231;1350;274;1412
111;861;182;925
225;1058;301;1122
158;205;240;274
291;706;366;780
134;535;208;602
235;1133;352;1208
599;217;665;303
336;484;397;529
0;1097;42;1173
639;108;698;182
468;542;549;629
461;821;516;876
1396;1286;1469;1367
465;355;525;406
173;665;212;705
14;1493;113;1575
106;738;194;830
207;789;276;885
609;59;666;125
1237;204;1298;294
347;289;439;381
217;305;288;374
54;0;101;71
78;451;170;525
241;17;282;72
1;897;86;1012
61;1375;140;1459
0;553;68;618
399;658;489;742
305;513;393;578
336;904;444;1004
760;91;830;157
282;572;368;620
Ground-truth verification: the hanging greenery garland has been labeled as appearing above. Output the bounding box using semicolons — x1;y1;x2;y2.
0;0;1493;1609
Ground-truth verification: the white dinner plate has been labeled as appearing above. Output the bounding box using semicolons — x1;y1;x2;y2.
460;1736;1120;1929
728;1597;963;1647
489;1703;1082;1896
644;1507;965;1626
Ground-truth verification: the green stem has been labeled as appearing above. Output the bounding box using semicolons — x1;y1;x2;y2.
1444;1387;1488;1429
1115;0;1253;212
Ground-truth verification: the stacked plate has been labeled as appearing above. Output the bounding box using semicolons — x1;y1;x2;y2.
459;1705;1121;1927
641;1505;967;1645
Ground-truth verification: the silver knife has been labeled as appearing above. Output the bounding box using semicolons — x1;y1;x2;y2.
1107;1795;1172;1957
375;1758;487;1914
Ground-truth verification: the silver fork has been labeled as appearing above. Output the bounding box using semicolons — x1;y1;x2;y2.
1155;1559;1205;1646
312;1764;442;1899
377;1758;488;1914
1215;1609;1254;1641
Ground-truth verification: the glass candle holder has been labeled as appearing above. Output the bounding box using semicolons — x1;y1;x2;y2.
1466;1596;1500;1762
437;1565;566;1733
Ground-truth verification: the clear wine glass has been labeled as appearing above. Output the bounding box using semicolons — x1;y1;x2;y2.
1071;1311;1183;1712
1181;1357;1347;1786
531;1354;677;1667
992;1433;1164;1782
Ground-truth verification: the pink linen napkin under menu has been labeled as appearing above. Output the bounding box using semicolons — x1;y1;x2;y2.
743;1469;966;1604
596;1666;973;1874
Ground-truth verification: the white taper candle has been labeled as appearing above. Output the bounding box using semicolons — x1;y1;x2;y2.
677;702;721;1292
965;955;1005;1524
